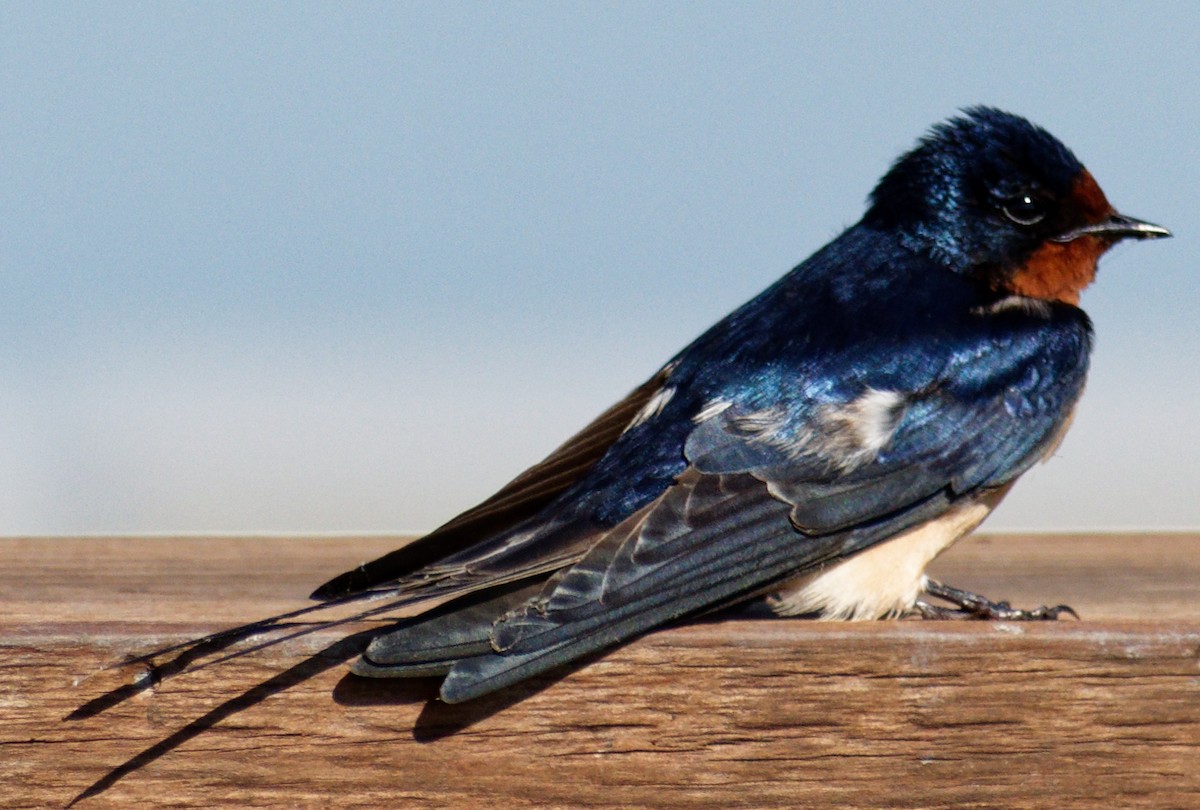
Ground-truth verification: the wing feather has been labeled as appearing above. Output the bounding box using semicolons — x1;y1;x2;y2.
437;467;952;702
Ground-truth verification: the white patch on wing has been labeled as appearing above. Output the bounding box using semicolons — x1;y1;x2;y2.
703;390;906;471
625;386;675;431
693;398;733;424
834;389;905;453
804;388;906;471
768;487;1010;620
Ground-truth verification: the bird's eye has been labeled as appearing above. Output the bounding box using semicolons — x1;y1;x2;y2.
1002;194;1047;226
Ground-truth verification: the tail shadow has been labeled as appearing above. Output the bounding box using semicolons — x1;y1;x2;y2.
68;628;375;807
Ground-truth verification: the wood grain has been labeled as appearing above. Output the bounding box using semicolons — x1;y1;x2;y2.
3;533;1199;809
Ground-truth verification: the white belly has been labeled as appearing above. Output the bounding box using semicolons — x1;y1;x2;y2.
768;486;1011;620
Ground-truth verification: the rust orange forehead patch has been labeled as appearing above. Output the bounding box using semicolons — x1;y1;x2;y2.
1072;170;1114;223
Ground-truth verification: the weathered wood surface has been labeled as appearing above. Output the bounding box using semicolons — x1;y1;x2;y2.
3;533;1200;809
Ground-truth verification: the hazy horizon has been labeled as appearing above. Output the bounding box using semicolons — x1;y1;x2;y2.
2;4;1196;535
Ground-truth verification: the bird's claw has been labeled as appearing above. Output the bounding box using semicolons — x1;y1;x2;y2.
917;579;1079;621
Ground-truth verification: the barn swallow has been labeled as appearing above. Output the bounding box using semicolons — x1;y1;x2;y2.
145;107;1171;704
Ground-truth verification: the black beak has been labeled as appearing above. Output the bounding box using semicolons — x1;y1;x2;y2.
1053;212;1172;243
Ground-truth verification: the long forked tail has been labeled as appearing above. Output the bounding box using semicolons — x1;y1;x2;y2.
66;579;467;722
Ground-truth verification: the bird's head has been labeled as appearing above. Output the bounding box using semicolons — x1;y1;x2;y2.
865;107;1170;305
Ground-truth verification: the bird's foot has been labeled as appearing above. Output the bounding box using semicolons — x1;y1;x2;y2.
915;579;1078;621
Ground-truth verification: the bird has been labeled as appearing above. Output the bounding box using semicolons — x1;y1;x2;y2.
141;107;1171;704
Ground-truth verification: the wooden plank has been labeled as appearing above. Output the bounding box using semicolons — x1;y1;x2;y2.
3;534;1200;808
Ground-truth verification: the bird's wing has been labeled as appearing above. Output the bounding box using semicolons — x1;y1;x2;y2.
311;363;676;599
411;324;1090;701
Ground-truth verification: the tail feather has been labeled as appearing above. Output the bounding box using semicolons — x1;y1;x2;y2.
91;574;510;705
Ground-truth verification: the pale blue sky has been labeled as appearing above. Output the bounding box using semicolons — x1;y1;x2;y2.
1;3;1196;534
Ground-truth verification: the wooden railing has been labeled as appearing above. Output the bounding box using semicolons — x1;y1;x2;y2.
5;534;1199;808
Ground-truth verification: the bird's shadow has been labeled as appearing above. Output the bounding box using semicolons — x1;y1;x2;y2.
66;629;600;806
331;652;597;743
